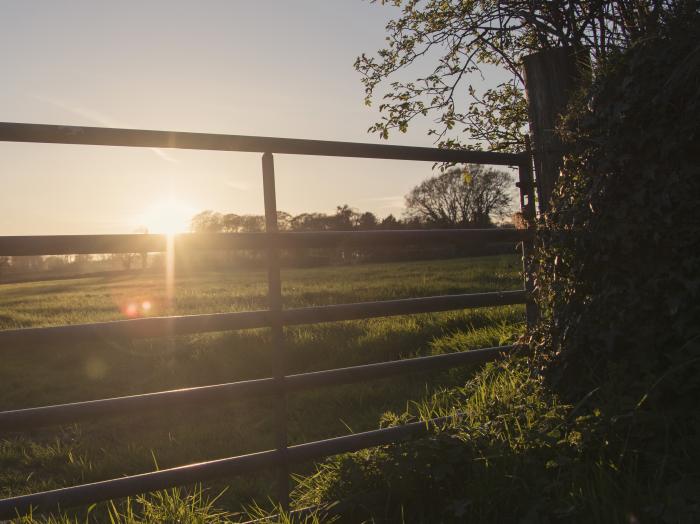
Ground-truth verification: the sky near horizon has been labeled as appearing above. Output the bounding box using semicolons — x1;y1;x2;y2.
0;1;512;235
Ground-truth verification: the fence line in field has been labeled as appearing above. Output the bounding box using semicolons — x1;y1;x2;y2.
0;122;537;519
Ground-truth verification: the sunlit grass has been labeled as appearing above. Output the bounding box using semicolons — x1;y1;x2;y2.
0;255;524;520
0;255;521;330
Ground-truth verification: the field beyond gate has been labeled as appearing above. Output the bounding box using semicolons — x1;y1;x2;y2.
0;256;525;515
0;122;536;519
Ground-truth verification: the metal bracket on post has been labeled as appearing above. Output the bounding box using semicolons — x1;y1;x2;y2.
518;138;539;329
261;152;290;511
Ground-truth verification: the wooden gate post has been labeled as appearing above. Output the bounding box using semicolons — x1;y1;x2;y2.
523;47;588;214
517;137;539;328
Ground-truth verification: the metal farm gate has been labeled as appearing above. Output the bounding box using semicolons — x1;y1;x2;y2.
0;122;537;519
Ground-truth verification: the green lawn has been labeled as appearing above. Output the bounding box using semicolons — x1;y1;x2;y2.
0;255;524;518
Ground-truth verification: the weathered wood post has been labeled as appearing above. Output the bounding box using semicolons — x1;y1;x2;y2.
523;47;588;214
517;136;539;328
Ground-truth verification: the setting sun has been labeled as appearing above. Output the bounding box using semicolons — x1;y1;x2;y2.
138;197;195;234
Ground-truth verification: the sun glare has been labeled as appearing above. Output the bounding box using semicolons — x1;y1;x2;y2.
139;197;194;235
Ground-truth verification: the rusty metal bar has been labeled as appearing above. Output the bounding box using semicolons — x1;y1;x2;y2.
0;229;531;256
0;290;526;347
0;345;513;432
0;122;525;166
0;414;458;520
261;152;290;510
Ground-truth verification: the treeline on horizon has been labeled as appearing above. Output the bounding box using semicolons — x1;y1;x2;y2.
2;161;520;279
193;163;516;234
190;205;517;234
176;204;520;271
192;206;411;233
1;205;520;281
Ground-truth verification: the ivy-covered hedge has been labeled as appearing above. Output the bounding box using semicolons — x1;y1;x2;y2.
534;5;700;402
532;5;700;518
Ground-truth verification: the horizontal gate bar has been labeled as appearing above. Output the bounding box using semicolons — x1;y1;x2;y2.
283;290;525;325
0;290;526;345
0;122;526;165
0;413;458;519
0;345;513;432
0;308;269;345
0;228;531;256
0;376;271;432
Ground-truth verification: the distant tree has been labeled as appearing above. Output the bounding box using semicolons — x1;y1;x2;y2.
239;215;265;232
402;216;425;229
380;214;400;229
334;205;360;230
405;165;511;227
358;211;379;230
191;210;223;232
220;214;265;233
291;212;333;231
221;213;240;232
277;211;293;231
189;207;455;235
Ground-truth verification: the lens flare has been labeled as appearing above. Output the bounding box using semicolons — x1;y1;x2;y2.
125;303;138;317
121;299;155;318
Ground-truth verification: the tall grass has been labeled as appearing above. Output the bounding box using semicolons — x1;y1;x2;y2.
292;357;648;523
0;255;524;521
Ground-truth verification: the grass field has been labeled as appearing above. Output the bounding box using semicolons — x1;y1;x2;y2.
0;255;525;520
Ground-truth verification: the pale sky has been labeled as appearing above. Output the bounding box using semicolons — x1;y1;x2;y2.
0;1;511;235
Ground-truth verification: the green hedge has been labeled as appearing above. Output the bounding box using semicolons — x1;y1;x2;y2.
534;4;700;404
532;6;700;520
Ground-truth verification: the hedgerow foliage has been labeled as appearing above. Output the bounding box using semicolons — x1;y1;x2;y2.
530;3;700;517
533;5;700;412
